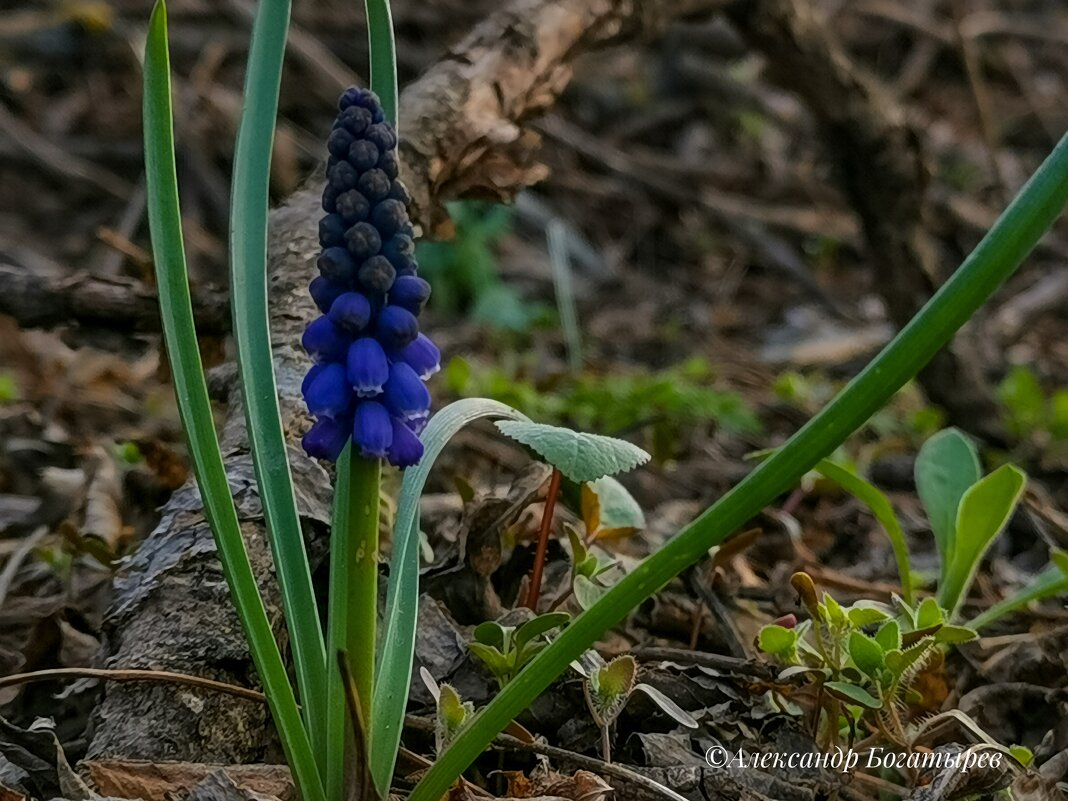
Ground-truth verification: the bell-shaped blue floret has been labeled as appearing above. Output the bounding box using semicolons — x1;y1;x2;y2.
387;417;424;468
383;361;430;422
376;305;419;350
302;316;350;363
302;416;353;462
353;400;392;458
347;337;389;397
303;362;353;419
328;292;372;332
388;275;431;315
396;333;440;379
310;276;346;314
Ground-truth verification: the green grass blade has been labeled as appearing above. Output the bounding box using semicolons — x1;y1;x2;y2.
968;564;1068;630
814;459;913;604
142;8;325;801
364;0;398;128
229;0;327;744
370;400;530;794
409;132;1068;801
324;447;381;801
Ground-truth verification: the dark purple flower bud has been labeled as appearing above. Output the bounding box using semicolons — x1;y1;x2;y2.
302;315;350;363
337;190;370;224
348;140;380;172
326;155;339;175
317;246;356;283
328;161;359;193
357;169;391;202
371;199;408;237
310;275;346;314
353;400;392;458
378;150;399;180
328;292;372;332
335;105;372;136
381;234;414;262
303;362;354;419
376;305;419;350
345;222;381;260
358;256;396;294
327;128;354;159
319;215;346;248
322;185;339;213
383;361;431;422
396;333;440;379
303;416;352;461
387;417;424;468
338;86;378;111
365;123;398;152
347;337;389;396
389;275;431;315
388;180;411;205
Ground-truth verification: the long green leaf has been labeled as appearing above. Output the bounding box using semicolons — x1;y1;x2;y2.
968;563;1068;630
364;0;398;128
142;8;324;801
939;464;1026;617
369;399;530;794
229;0;326;748
409;132;1068;801
815;459;913;603
914;428;981;582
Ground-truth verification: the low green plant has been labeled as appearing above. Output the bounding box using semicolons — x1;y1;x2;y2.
998;364;1068;441
467;613;570;689
759;573;976;747
416;201;548;330
813;427;1068;626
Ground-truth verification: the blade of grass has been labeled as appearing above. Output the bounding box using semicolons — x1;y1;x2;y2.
325;447;381;801
364;0;398;128
229;0;326;747
969;564;1068;630
143;7;324;801
409;132;1068;801
370;400;530;794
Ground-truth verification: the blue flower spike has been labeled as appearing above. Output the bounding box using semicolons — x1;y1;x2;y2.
302;88;437;468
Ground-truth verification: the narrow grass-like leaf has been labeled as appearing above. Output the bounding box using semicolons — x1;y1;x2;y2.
142;8;324;801
228;0;326;748
409;132;1068;801
968;563;1068;630
369;399;529;794
364;0;398;127
815;459;913;603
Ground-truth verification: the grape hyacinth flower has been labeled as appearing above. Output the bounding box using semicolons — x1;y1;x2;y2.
302;88;439;467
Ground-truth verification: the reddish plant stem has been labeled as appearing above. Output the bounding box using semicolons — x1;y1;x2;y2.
525;467;562;610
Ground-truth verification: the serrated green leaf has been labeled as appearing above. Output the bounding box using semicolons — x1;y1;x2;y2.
824;681;882;710
495;421;650;483
915;428;981;584
934;624;978;644
915;597;944;629
848;631;885;676
884;640;932;676
816;459;913;603
940;464;1027;617
758;625;798;656
847;602;892;627
875;620;901;652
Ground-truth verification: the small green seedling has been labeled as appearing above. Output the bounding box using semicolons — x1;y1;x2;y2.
815;427;1067;626
467;612;570;688
573;653;697;763
419;667;473;755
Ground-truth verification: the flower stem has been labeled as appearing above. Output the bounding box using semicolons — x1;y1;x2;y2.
525;467;562;610
325;448;381;801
